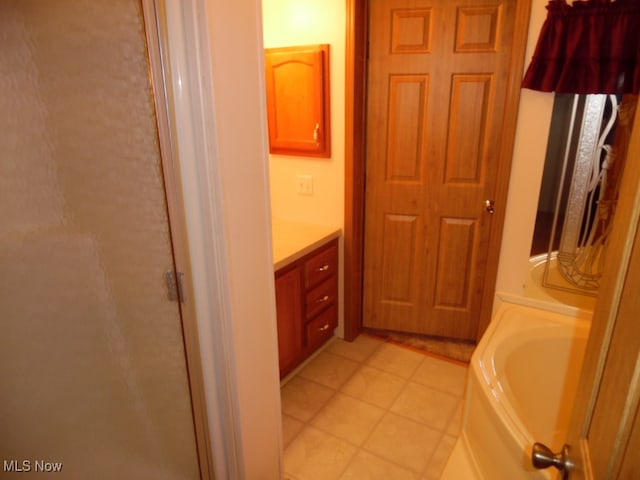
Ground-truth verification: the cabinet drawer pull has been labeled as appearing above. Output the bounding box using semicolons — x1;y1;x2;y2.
316;264;330;272
319;323;331;332
316;295;330;303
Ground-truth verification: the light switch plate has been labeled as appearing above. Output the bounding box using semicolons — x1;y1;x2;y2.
296;174;313;195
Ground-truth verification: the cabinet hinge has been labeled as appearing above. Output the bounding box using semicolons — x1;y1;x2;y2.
165;270;186;303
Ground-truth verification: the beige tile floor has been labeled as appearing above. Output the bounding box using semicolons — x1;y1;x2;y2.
280;334;469;480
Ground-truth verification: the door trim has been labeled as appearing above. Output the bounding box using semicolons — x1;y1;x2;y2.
344;0;533;341
567;99;640;479
159;1;284;478
142;1;216;477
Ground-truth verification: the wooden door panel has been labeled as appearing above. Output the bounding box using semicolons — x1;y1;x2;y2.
380;214;420;302
455;5;502;52
446;75;493;184
391;9;433;54
618;412;640;478
363;0;517;340
434;217;477;309
387;75;430;181
364;211;429;331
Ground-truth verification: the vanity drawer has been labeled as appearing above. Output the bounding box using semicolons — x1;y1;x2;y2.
305;304;337;350
304;241;338;289
306;276;337;319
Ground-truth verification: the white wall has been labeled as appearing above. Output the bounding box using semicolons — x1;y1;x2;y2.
205;2;283;476
494;0;554;299
262;0;347;336
165;0;283;478
262;0;346;228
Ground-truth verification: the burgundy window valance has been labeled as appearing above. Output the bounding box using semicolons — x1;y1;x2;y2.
522;0;640;94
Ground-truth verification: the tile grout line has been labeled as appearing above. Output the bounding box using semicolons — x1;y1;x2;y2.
282;336;466;479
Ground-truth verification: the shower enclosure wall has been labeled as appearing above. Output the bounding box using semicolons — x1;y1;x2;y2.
531;93;637;306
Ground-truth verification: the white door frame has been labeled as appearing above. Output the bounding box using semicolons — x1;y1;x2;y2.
161;1;283;478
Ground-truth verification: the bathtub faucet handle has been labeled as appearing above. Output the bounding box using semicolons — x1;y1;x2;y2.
531;442;572;479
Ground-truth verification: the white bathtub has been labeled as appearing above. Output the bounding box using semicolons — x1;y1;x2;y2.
441;302;590;479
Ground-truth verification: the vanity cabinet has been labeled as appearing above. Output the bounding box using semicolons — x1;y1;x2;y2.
275;266;303;376
275;238;338;378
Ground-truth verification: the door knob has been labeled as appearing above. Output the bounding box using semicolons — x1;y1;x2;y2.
531;442;572;480
485;199;495;214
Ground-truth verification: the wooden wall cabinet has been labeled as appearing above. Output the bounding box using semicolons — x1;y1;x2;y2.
265;44;331;158
275;238;338;378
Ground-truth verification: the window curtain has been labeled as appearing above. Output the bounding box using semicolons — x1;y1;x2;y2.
522;0;640;94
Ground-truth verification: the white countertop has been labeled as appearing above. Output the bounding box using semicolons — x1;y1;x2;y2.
272;218;341;271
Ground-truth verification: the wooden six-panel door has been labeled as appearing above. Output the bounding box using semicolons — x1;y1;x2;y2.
363;0;518;339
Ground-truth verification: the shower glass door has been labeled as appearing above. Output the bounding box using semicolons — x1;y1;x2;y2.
0;1;201;478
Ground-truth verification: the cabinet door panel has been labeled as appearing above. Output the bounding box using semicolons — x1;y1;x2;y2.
275;266;303;376
265;44;330;157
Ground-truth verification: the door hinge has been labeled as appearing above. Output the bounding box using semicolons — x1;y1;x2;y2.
165;270;186;303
